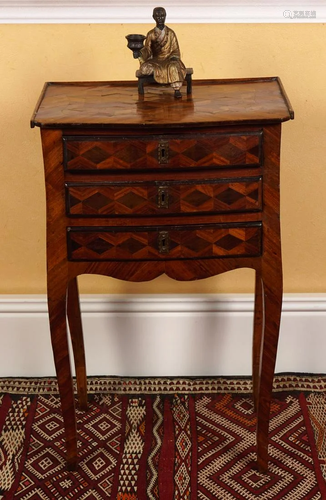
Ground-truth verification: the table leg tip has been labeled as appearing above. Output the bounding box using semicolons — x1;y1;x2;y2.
257;457;269;474
67;458;78;471
79;402;88;411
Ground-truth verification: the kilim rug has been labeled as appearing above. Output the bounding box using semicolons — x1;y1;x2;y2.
1;375;326;499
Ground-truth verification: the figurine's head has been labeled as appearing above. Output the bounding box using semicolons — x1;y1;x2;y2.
153;7;166;29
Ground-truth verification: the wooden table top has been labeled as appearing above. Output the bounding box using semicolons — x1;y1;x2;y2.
31;77;294;130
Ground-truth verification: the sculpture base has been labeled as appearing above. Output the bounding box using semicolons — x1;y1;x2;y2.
136;68;193;97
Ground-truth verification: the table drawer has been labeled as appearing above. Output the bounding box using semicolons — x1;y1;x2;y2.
67;223;262;261
63;132;262;172
65;178;262;217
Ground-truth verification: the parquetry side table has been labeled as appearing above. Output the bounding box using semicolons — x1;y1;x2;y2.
31;78;294;472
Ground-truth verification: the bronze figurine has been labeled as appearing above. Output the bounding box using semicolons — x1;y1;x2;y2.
126;7;188;98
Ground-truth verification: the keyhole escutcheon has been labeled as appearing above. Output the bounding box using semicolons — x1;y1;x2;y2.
157;186;169;208
158;141;169;164
158;231;170;254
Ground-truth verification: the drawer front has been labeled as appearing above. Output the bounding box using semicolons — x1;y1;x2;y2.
67;223;262;261
66;178;262;217
63;132;262;172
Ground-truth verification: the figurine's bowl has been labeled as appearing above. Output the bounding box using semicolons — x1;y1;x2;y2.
126;34;146;52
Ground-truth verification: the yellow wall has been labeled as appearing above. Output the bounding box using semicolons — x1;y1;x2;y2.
0;24;325;294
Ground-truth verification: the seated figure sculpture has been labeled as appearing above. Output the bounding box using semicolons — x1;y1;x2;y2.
138;7;187;98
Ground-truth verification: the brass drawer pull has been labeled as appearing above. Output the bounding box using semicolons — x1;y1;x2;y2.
158;231;170;254
158;141;169;164
157;186;169;208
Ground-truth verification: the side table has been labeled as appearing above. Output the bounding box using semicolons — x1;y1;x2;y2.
31;77;294;472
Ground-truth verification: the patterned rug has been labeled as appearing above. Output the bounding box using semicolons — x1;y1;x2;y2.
1;375;326;499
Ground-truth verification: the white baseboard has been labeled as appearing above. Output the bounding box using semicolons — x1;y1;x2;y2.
1;294;326;378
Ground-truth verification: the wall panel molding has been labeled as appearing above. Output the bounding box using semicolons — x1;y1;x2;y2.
0;1;324;23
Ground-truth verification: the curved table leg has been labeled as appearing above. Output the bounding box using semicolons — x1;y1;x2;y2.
256;262;282;473
67;277;88;411
252;270;263;412
48;276;78;470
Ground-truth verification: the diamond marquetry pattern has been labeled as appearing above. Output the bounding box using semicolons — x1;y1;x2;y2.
66;179;262;217
67;224;262;261
63;133;262;171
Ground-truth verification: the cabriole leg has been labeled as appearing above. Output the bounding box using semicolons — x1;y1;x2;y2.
48;278;78;470
67;277;88;411
256;263;282;473
252;270;263;412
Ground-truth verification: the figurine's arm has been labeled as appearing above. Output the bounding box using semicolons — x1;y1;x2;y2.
139;31;153;63
169;32;181;61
